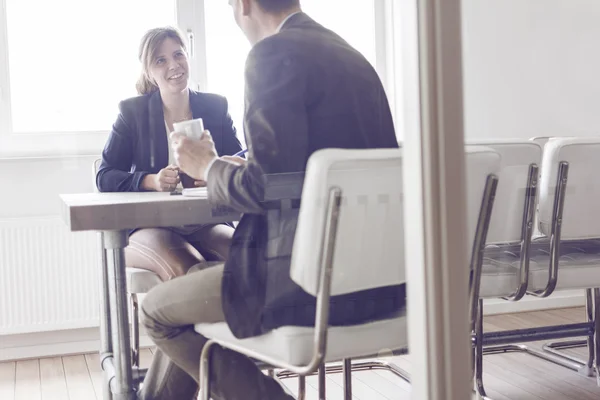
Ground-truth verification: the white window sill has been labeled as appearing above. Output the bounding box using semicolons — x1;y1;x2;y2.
0;131;108;160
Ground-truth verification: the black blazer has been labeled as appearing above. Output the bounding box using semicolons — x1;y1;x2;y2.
206;13;405;339
97;89;242;192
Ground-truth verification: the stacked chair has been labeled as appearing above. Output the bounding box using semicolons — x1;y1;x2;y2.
471;138;600;398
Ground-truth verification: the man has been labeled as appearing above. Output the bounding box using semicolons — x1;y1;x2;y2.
140;0;404;399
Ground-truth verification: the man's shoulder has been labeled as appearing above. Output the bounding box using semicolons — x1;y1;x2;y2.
248;33;299;64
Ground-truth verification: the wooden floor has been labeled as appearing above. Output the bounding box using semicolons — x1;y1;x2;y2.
0;307;598;399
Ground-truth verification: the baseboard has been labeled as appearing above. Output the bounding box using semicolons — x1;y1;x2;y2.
483;289;585;315
0;327;153;362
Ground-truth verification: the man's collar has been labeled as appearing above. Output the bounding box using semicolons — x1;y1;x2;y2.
276;11;301;33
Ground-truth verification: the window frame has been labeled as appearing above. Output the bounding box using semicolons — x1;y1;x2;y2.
0;0;399;158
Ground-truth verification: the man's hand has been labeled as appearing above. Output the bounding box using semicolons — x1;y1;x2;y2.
170;130;218;180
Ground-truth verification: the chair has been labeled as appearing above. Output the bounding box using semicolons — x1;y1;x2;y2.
470;140;542;301
465;140;542;397
534;138;600;381
195;146;501;400
92;159;162;368
473;138;600;398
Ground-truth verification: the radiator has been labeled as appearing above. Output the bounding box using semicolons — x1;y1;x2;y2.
0;217;101;335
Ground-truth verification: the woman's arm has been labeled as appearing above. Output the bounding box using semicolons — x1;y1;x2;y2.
96;102;154;192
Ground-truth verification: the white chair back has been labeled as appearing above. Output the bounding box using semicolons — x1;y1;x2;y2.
467;140;542;244
538;137;600;239
291;147;501;297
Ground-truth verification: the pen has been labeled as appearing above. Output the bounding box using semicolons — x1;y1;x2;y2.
233;149;248;157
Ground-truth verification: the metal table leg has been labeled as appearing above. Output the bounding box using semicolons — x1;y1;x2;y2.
103;230;136;400
98;232;114;400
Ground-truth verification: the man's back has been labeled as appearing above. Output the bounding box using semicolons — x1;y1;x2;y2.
242;13;397;175
218;13;404;339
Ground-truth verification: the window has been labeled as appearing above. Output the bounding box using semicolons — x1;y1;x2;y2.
0;0;394;156
4;0;177;134
204;0;380;145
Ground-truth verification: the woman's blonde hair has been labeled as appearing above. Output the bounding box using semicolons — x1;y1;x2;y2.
136;26;188;95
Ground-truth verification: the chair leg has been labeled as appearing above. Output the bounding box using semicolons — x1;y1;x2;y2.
318;363;326;400
343;359;352;400
200;340;216;400
585;288;595;376
594;288;600;386
277;359;410;382
474;299;488;398
540;288;596;376
297;376;306;400
130;293;140;368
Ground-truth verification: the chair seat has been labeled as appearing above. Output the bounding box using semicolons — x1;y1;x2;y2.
480;241;600;298
195;315;407;367
530;244;600;291
480;259;521;298
126;268;162;294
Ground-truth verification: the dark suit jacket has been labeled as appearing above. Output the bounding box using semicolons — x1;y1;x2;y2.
97;89;242;192
207;13;405;339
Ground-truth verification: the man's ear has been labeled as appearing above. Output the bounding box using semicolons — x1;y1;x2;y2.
240;0;252;17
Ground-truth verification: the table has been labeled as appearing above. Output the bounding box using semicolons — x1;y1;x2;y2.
59;192;240;400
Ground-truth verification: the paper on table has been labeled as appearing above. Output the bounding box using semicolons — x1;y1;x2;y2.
182;187;209;197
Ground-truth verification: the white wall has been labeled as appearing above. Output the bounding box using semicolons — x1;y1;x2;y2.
0;156;98;219
462;0;600;140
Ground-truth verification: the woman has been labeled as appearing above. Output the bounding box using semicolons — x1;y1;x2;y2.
97;26;242;280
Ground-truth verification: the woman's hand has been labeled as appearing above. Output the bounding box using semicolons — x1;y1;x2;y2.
142;165;180;192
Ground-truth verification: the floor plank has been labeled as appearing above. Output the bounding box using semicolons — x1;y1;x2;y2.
84;353;103;400
0;362;16;400
485;351;600;400
353;370;409;400
14;359;41;400
281;376;320;400
62;355;96;400
39;357;68;400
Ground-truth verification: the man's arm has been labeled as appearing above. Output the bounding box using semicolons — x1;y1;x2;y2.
207;37;309;213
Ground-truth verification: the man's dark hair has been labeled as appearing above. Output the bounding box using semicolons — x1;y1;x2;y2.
256;0;300;14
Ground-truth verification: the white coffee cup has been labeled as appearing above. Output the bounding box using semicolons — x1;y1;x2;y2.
173;118;205;140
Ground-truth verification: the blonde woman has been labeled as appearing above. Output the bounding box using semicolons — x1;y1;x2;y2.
97;26;242;280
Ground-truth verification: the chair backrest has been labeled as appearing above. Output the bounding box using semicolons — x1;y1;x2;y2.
464;146;503;251
538;137;600;239
467;140;542;244
290;147;501;297
92;158;101;193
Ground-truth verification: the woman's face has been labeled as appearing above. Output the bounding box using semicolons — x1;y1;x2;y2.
148;37;189;94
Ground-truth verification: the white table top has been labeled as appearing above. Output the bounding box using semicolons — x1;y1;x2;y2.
60;192;241;232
